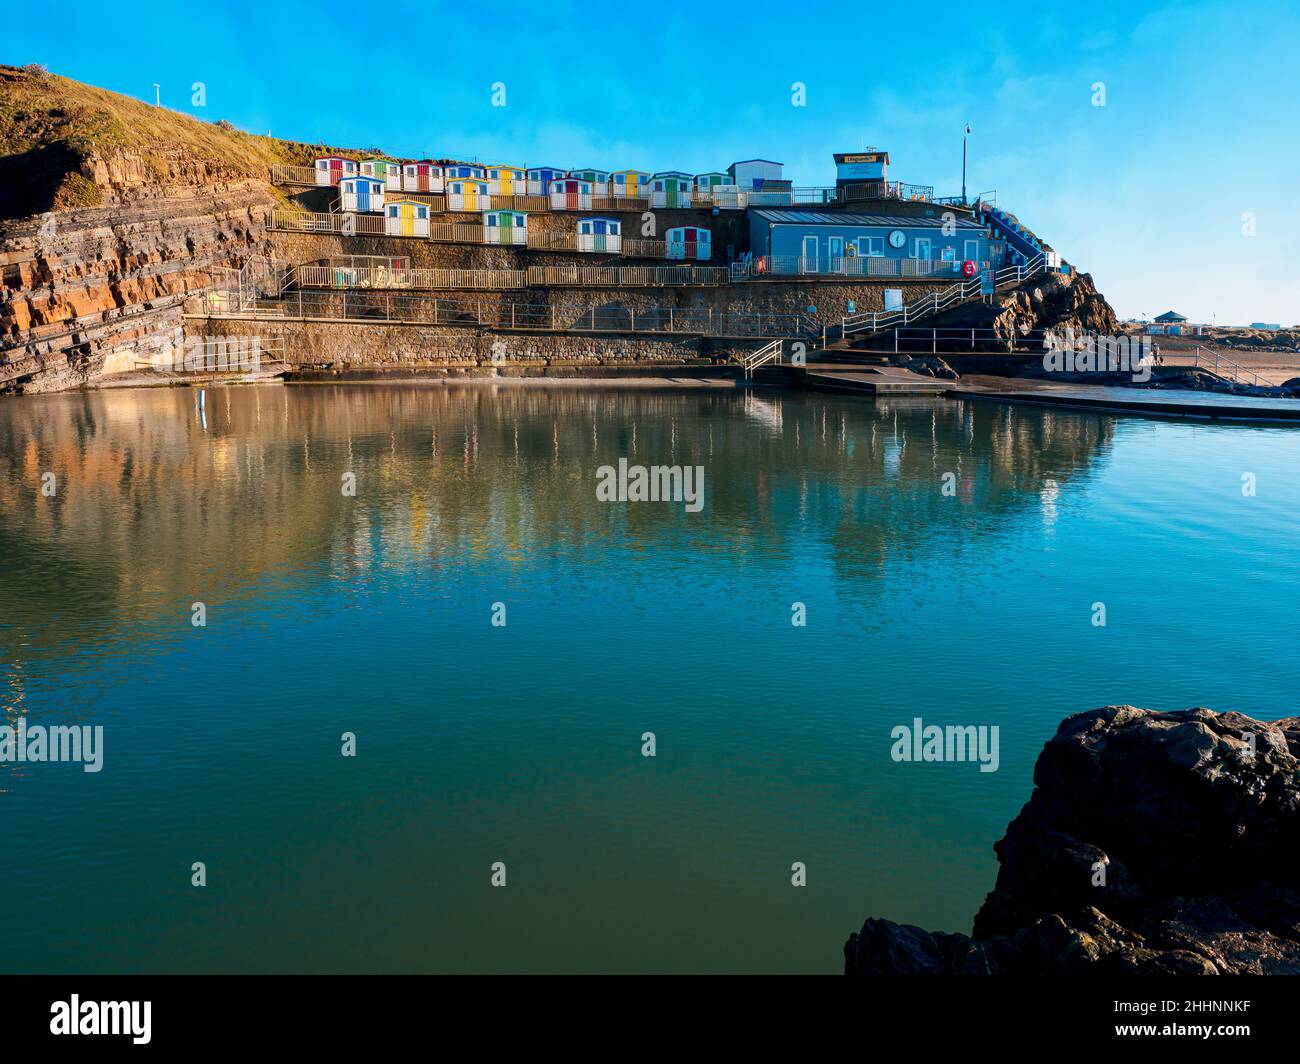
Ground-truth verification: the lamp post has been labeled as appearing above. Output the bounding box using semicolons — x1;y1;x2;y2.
962;124;971;204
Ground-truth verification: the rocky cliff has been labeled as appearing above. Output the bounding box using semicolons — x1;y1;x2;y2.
845;706;1300;975
0;64;351;393
932;269;1119;342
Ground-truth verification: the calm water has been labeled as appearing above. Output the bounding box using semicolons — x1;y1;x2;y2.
1;383;1297;973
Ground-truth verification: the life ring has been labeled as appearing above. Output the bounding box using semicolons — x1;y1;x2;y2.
961;260;977;277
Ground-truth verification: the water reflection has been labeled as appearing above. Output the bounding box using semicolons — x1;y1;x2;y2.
0;384;1115;650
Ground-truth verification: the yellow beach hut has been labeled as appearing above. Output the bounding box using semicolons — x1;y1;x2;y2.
485;166;526;196
610;170;650;200
385;200;431;239
446;178;490;211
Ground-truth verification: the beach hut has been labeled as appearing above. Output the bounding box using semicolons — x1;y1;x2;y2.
576;217;622;254
385;200;431;238
446;178;490;211
549;178;593;211
482;210;528;246
444;163;487;181
568;168;611;195
361;159;403;191
651;172;693;209
485;166;526;196
667;226;711;261
338;176;386;213
694;172;729;191
527;167;566;196
610;170;650;200
401;161;443;193
313;157;358;186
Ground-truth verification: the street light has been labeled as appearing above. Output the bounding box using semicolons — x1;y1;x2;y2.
962;124;972;205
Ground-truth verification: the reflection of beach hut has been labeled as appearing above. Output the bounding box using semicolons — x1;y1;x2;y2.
402;161;444;193
361;159;403;190
446;178;490;211
569;168;611;195
485;165;526;196
527;167;565;196
483;210;527;245
651;172;693;208
667;225;711;260
314;157;358;186
385;200;431;238
610;170;649;199
577;217;622;253
339;176;385;213
549;178;593;211
444;163;486;180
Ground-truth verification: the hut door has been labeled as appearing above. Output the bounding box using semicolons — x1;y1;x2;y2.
401;204;414;238
499;214;512;243
593;219;607;252
356;183;370;212
802;236;818;273
828;236;844;270
684;228;698;259
565;183;578;210
330;160;342;184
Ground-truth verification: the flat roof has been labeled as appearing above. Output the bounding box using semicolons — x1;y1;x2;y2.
751;208;986;229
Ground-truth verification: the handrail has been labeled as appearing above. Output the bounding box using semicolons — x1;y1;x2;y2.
743;338;785;378
836;254;1047;340
1191;345;1262;387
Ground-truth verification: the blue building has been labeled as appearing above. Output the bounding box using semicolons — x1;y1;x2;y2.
747;208;993;276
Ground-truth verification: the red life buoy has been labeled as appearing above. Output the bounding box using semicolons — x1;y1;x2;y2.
961;260;977;277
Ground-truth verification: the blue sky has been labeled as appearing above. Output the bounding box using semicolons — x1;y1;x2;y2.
10;0;1298;323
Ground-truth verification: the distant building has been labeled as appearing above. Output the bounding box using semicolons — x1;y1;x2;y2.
1249;322;1282;330
728;159;783;189
1154;311;1188;323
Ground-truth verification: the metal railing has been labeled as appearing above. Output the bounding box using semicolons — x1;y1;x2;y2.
525;265;730;287
1192;346;1263;386
489;194;551;212
833;254;1047;341
733;255;992;280
270;164;324;186
294;265;526;290
430;222;486;243
270;208;387;236
743;338;785;378
195;287;816;339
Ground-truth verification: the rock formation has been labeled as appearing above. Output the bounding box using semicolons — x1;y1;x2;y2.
845;707;1300;975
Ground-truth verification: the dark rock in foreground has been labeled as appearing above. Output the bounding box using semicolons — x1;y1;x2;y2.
845;707;1300;974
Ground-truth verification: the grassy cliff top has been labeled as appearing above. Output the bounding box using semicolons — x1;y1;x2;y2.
0;64;374;216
